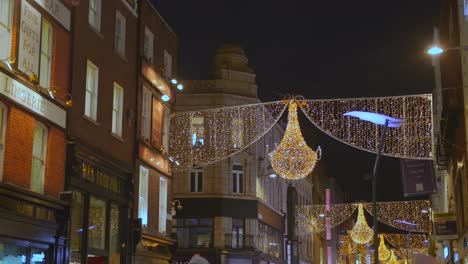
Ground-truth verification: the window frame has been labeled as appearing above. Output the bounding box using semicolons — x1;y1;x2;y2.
31;121;48;194
138;166;149;226
112;82;124;137
0;0;13;61
231;117;243;148
158;176;168;234
189;169;203;193
88;0;102;32
115;10;126;57
190;116;205;146
141;87;152;142
0;102;7;180
162;105;170;153
39;19;53;89
144;26;154;63
85;60;99;121
231;218;244;248
163;50;172;79
232;164;243;194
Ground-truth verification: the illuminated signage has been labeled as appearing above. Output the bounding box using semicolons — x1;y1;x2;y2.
0;71;66;128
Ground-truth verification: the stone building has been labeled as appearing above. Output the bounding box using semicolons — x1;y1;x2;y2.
172;44;322;264
0;0;71;262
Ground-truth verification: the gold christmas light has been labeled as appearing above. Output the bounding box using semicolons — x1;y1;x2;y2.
350;204;373;244
269;100;321;180
379;234;391;261
387;250;399;264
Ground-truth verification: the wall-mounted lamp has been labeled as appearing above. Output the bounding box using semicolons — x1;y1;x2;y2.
171;200;183;216
65;94;73;107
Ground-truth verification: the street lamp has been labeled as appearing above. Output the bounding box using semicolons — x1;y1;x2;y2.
171;200;183;216
343;111;403;264
394;220;418;263
426;45;468;56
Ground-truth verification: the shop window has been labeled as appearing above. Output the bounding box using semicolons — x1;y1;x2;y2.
190;116;204;146
115;11;126;57
0;102;7;180
175;218;213;248
163;50;172;79
0;0;13;61
231;218;244;248
109;204;120;264
232;164;243;194
190;169;203;193
70;192;84;263
112;83;124;137
231;117;243;148
138;166;149;226
88;196;106;250
88;0;101;32
152;98;163;148
85;60;99;121
39;19;53;89
31;122;48;194
141;87;152;142
159;176;168;234
143;26;154;63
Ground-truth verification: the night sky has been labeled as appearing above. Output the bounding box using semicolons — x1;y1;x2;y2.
153;0;441;202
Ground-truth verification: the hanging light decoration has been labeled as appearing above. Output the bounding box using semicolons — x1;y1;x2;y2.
350;204;373;244
269;99;321;180
378;234;391;261
387;250;399;264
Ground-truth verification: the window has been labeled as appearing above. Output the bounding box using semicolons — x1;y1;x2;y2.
88;0;101;31
141;87;152;142
162;106;170;153
190;169;203;193
115;11;126;57
88;196;106;250
109;204;120;264
175;218;213;248
31;122;47;194
232;164;243;193
231;117;243;148
0;103;7;180
159;176;168;234
191;117;204;146
0;0;13;61
465;0;468;18
231;218;244;248
39;20;53;88
112;83;124;137
138;166;149;226
85;60;99;120
152;99;163;148
144;26;154;63
163;50;172;79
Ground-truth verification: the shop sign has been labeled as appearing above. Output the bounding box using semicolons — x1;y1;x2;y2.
400;159;436;197
0;71;66;128
434;212;457;240
19;0;41;76
80;160;122;193
34;0;71;30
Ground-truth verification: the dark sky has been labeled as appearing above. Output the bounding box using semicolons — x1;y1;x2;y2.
153;0;441;202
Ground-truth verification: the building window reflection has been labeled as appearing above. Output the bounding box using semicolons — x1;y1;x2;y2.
175;218;213;248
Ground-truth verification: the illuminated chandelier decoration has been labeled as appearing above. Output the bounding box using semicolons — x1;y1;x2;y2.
349;204;373;244
269;99;321;180
387;250;399;264
379;234;391;261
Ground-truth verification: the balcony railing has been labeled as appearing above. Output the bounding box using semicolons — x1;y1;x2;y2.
224;234;255;249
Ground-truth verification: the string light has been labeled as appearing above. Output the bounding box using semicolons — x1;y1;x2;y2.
169;101;287;170
269;100;321;180
379;234;391;261
387;250;399;264
296;203;358;233
298;94;433;160
350;204;373;244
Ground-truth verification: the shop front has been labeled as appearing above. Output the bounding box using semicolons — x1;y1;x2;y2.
67;144;131;264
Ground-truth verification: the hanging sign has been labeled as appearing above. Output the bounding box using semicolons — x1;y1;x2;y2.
400;159;436;197
19;0;41;76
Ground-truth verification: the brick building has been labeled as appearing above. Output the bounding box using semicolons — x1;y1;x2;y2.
0;0;71;263
132;0;178;263
66;0;138;263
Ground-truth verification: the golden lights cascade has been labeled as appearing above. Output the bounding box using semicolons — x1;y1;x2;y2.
378;234;391;261
386;250;399;264
269;100;321;180
350;204;373;244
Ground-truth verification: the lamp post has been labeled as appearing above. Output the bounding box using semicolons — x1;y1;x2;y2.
394;220;418;263
343;111;403;263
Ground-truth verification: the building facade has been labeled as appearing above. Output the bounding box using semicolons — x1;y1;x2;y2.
66;0;138;263
432;0;468;263
172;44;321;264
132;0;178;263
0;0;71;263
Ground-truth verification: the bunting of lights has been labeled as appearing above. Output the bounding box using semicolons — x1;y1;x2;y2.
296;203;358;234
297;94;432;160
169;101;287;170
363;200;432;233
350;204;373;244
379;234;391;261
269;100;321;179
